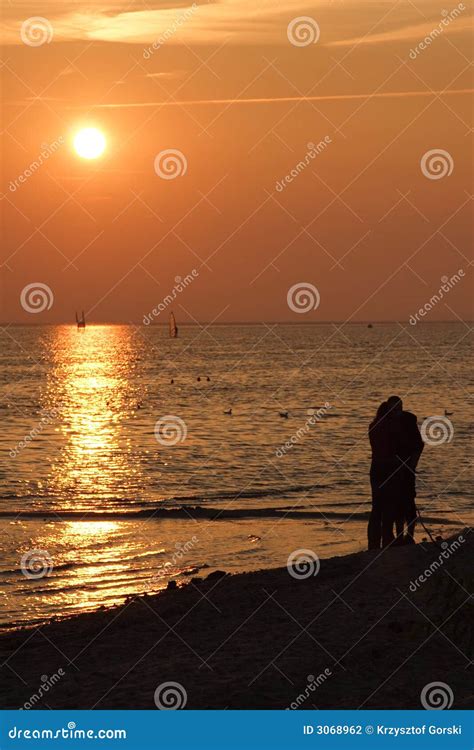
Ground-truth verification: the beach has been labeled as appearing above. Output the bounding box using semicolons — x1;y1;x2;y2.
1;529;472;710
1;323;472;628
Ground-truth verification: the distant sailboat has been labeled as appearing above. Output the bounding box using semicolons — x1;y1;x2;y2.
76;311;86;329
169;311;178;338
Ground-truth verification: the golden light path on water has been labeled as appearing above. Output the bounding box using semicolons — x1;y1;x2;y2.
45;325;138;505
34;326;147;618
47;521;128;616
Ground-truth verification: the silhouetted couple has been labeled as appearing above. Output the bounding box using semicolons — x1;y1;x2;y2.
368;395;424;549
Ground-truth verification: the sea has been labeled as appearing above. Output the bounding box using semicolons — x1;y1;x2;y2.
0;323;471;628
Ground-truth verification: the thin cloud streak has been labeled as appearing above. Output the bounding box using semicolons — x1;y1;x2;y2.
88;88;474;109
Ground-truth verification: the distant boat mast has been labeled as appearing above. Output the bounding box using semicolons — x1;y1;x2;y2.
169;311;178;338
76;311;86;329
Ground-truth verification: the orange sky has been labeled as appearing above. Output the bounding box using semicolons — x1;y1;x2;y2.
1;0;472;323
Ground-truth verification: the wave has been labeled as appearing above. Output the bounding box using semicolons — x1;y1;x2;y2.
1;483;470;509
0;483;332;518
0;505;460;525
163;483;329;503
0;482;329;509
0;550;171;577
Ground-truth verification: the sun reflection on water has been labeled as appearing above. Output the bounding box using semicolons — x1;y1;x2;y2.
64;520;120;537
44;325;140;508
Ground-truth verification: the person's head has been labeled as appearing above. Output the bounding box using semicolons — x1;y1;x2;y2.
387;395;403;413
376;401;389;420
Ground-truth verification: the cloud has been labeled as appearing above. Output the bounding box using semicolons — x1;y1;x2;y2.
80;88;474;108
328;10;472;47
2;1;299;45
2;0;472;47
145;71;187;79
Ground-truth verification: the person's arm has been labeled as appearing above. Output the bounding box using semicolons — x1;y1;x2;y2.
407;413;424;469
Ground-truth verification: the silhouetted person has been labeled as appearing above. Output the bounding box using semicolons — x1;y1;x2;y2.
386;395;424;544
368;401;399;549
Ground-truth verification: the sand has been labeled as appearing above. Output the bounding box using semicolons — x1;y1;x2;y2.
1;529;472;710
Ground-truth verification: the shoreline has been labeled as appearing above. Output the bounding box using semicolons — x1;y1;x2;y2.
0;506;463;522
1;529;472;709
2;511;466;631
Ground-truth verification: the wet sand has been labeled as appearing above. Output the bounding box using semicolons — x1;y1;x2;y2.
1;529;472;710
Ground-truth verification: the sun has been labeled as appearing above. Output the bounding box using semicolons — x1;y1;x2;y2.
73;127;106;159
